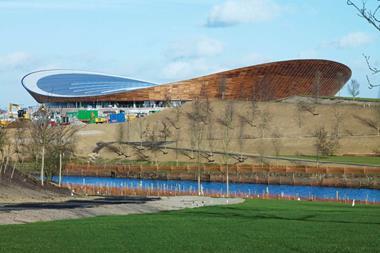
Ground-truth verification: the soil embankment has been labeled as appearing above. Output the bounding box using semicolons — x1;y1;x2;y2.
0;168;71;203
72;98;380;162
0;196;243;224
0;168;243;225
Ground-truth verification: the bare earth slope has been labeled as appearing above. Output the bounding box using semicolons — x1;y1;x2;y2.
73;97;380;162
0;169;70;203
0;196;243;225
0;169;243;225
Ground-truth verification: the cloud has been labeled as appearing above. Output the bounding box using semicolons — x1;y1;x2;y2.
206;0;282;27
166;37;224;60
161;51;271;81
162;37;225;80
322;32;373;49
0;51;34;71
338;32;373;48
161;58;225;81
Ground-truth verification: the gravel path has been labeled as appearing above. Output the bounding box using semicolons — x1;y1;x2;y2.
0;196;244;225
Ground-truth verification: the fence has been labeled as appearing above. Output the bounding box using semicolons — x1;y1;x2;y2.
64;163;380;189
65;183;380;205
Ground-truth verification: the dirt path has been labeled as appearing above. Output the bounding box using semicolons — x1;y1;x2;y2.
0;196;244;225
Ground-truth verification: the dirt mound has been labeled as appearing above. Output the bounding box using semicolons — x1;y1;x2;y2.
0;196;243;224
0;168;71;203
71;97;380;163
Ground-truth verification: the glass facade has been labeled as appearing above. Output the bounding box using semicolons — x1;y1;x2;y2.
47;100;184;109
36;73;156;96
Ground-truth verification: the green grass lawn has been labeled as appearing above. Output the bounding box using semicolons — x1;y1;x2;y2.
322;96;380;103
286;155;380;166
0;199;379;253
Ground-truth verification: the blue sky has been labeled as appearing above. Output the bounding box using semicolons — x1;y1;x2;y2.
0;0;379;108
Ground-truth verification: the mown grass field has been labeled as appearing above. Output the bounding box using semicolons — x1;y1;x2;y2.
288;155;380;166
0;199;379;253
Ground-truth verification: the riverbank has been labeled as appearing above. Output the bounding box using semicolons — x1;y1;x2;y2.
64;163;380;189
0;168;71;204
58;175;380;204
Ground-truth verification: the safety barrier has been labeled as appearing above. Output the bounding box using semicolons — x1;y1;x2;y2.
63;163;380;189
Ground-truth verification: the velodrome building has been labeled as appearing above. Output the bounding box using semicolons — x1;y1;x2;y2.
22;59;351;108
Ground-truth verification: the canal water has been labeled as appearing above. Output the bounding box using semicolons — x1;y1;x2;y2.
52;176;380;202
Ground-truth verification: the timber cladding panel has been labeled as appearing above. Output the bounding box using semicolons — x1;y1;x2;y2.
28;59;351;103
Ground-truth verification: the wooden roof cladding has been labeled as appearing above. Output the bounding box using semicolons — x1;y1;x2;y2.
31;59;351;103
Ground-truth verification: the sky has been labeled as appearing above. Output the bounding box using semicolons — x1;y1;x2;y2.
0;0;379;108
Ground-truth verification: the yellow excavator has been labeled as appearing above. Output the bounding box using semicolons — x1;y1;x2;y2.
3;103;29;124
8;103;20;119
9;103;30;120
0;120;10;128
0;103;17;127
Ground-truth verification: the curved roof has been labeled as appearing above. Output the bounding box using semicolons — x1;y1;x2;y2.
22;59;352;103
22;69;157;98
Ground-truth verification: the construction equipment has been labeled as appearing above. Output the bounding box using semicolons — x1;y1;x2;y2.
17;109;30;120
95;117;107;124
127;114;136;121
0;120;11;128
8;103;20;118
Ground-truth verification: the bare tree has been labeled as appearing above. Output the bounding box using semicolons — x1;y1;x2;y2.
159;121;171;154
218;76;226;100
295;102;304;128
364;54;380;89
347;79;360;100
241;98;259;128
165;106;182;166
312;71;322;103
49;124;78;185
187;98;206;195
0;127;8;162
257;139;266;169
235;114;248;163
258;110;272;138
29;108;54;186
145;122;161;165
347;0;380;32
271;128;283;159
10;122;28;178
28;108;78;185
347;0;380;88
14;123;27;163
313;127;340;166
137;118;145;151
333;105;344;138
204;98;215;163
0;127;8;174
218;101;234;197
